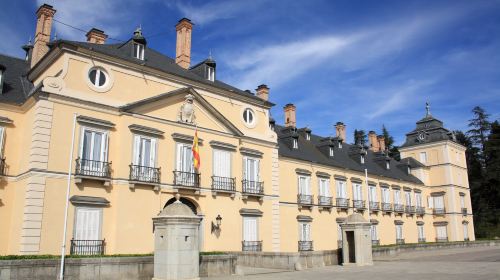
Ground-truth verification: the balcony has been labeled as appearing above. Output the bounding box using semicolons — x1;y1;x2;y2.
173;170;200;191
416;206;425;215
353;200;366;210
369;201;380;212
371;239;380;246
211;176;236;197
436;237;448;242
0;158;5;176
394;204;404;214
242;241;262;252
318;196;333;209
336;198;349;210
75;158;111;186
396;238;405;245
461;208;467;215
418;238;426;243
70;239;105;255
242;180;264;200
298;241;313;251
297;194;314;208
405;206;416;215
382;202;393;212
433;208;446;215
129;164;160;190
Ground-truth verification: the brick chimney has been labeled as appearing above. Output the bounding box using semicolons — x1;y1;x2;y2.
335;122;346;141
86;28;107;44
377;135;386;152
175;18;193;69
31;4;56;68
256;84;269;101
284;104;296;127
368;131;380;152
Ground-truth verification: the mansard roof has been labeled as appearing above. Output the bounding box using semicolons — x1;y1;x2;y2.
0;54;33;105
276;125;423;185
401;113;459;148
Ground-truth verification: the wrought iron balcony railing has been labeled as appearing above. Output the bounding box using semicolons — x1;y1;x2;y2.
0;158;5;176
371;239;380;246
353;200;366;209
242;241;262;251
129;164;160;184
436;237;448;242
318;196;333;207
242;180;264;195
461;208;467;215
298;241;313;251
336;198;349;209
396;238;405;245
297;194;314;205
394;204;404;213
405;205;415;214
382;202;393;212
369;202;380;211
433;208;446;215
173;170;200;188
418;237;426;243
70;239;105;255
75;158;111;178
416;206;425;215
211;176;236;192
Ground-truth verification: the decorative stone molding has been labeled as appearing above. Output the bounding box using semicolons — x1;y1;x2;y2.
336;217;346;223
370;219;379;225
334;175;347;181
209;140;236;151
462;220;469;225
416;221;425;226
271;147;280;252
70;195;110;206
239;147;263;158
315;171;330;178
368;180;377;185
391;184;401;190
350;177;363;183
379;182;390;187
0;116;13;124
295;168;312;175
77;115;115;129
128;124;164;136
297;215;313;222
431;191;446;197
433;221;449;226
171;133;203;144
459;192;465;196
239;208;263;217
403;186;412;191
394;220;404;225
414;188;422;193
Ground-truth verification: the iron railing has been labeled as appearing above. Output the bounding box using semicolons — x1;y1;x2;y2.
129;164;160;184
396;238;405;245
394;204;404;213
369;202;380;211
371;239;380;246
436;237;448;242
173;170;200;188
336;198;349;208
242;241;262;251
211;176;236;192
0;158;5;176
75;158;111;178
382;202;393;212
298;241;313;251
461;208;467;215
405;206;416;214
242;180;264;195
297;194;314;205
418;238;426;243
416;206;425;215
433;208;446;215
70;239;105;255
353;200;366;209
318;196;333;206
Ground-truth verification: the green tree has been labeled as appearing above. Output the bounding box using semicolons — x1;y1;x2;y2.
481;121;500;237
354;129;367;146
382;125;400;160
467;106;491;159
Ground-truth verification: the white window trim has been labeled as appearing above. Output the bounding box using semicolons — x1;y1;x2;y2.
336;180;347;199
73;206;103;240
241;107;258;128
243;156;260;182
298;175;311;195
319;178;330;197
212;148;232;177
175;142;194;172
84;65;114;93
242;216;259;242
78;126;109;162
134;43;145;60
207;66;215;81
132;134;158;167
299;222;312;242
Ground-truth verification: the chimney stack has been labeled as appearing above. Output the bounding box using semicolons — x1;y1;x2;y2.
31;4;56;68
284;104;296;127
256;84;269;101
86;28;108;44
335;122;346;141
368;131;380;152
377;135;386;152
175;18;193;69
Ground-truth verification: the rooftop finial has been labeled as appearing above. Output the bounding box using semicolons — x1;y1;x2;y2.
208;50;212;60
425;102;431;117
134;25;143;37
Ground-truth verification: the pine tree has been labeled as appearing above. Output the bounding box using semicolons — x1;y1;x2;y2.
482;121;500;237
382;125;400;160
354;130;367;146
467;106;491;159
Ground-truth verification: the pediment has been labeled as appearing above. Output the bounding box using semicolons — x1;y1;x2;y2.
121;87;243;136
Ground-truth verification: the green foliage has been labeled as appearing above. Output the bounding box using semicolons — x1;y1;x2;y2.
382;125;400;160
0;253;153;260
353;129;367;146
199;251;228;255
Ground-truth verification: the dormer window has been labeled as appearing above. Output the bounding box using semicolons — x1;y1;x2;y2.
293;138;298;149
329;147;334;157
361;155;365;164
207;66;215;82
306;133;311;141
0;66;4;94
386;160;390;170
133;43;145;60
407;166;411;175
338;142;342;149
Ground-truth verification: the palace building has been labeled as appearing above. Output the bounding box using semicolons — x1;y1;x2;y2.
0;4;473;255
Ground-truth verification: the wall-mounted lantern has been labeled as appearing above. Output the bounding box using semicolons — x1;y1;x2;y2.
211;214;222;233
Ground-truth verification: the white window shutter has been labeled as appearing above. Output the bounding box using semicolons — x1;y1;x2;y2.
0;127;5;158
150;138;157;167
428;196;434;208
133;135;141;165
102;132;109;162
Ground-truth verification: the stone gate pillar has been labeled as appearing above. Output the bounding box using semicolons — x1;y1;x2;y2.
153;195;202;280
340;213;373;266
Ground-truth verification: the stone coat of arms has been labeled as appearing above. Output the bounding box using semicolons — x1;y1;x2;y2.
178;94;196;124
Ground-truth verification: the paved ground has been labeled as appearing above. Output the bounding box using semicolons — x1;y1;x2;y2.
205;246;500;280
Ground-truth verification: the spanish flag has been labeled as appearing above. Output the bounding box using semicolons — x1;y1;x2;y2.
192;129;200;171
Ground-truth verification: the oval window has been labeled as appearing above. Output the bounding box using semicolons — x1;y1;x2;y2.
243;108;255;125
88;68;107;87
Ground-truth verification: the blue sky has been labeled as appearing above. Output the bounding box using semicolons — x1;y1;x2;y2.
1;0;499;144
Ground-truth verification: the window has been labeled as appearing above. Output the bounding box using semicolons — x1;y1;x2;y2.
419;152;427;164
133;135;157;167
80;128;108;164
207;66;215;81
404;191;412;206
463;224;469;240
306;133;311;141
319;178;330;197
243;216;258;242
293;138;298;149
436;226;447;239
360;155;365;164
243;156;260;183
396;224;403;239
88;68;108;88
243;108;255;126
381;187;390;203
369;185;377;202
386;160;390;170
337;223;343;242
433;196;444;210
371;225;378;241
133;43;145;60
336;180;347;199
394;189;401;204
176;143;194;173
352;183;363;201
460;194;465;209
213;149;231;178
299;222;311;241
298;175;311;195
418;225;425;240
329;147;334;157
338;142;342;149
74;207;101;240
415;192;423;207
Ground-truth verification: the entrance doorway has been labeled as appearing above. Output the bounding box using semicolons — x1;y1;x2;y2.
346;231;355;263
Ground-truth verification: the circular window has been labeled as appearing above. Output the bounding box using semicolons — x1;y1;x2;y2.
243;108;255;125
88;68;108;88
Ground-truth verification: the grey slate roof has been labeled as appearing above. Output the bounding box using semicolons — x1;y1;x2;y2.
401;114;458;147
276;125;423;185
0;54;33;105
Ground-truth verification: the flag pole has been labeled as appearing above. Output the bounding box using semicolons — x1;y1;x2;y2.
59;113;77;280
